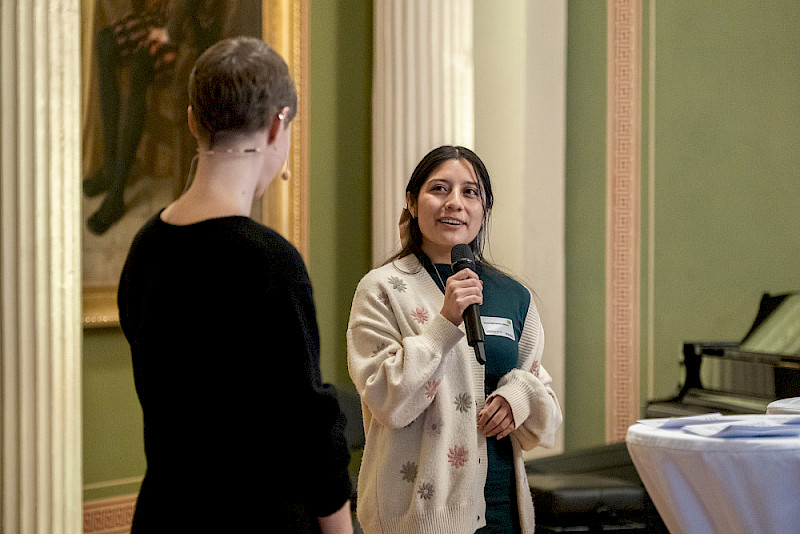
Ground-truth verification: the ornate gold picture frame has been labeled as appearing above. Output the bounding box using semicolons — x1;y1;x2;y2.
81;0;308;327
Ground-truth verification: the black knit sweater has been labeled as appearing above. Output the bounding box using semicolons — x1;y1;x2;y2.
118;212;351;532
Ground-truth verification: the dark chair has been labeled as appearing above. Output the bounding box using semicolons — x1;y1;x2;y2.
526;442;668;533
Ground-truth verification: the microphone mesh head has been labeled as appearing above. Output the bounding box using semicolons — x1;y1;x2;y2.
450;244;475;272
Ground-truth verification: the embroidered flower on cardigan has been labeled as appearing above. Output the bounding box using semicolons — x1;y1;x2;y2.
378;291;391;307
401;461;418;483
417;482;435;500
424;379;440;399
387;276;407;292
447;445;468;468
454;393;472;413
425;415;443;435
411;307;429;324
530;359;540;377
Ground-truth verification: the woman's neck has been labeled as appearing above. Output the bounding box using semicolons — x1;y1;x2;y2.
421;244;450;265
161;154;264;225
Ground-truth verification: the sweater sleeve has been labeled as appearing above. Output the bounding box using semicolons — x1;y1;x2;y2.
286;276;353;517
347;270;464;429
490;293;563;450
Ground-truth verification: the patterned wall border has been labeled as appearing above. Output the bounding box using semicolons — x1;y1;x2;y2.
605;0;642;443
83;494;137;534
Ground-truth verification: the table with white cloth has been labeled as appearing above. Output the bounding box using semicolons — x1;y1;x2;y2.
626;413;800;534
768;396;800;414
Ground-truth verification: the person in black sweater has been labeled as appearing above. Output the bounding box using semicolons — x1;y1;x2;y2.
118;36;353;532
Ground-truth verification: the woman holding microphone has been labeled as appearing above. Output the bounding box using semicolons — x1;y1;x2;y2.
347;145;562;533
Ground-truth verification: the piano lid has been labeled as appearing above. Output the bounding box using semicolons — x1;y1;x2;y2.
738;293;800;356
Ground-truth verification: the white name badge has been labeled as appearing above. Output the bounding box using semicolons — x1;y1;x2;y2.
480;316;516;341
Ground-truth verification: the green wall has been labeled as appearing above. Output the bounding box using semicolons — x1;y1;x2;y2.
564;1;607;449
308;0;373;389
82;0;373;501
564;0;800;449
83;329;145;501
650;2;800;398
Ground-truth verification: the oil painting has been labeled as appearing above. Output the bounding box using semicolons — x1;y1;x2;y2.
81;0;308;326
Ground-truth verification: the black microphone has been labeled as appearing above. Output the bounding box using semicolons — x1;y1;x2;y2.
450;244;486;365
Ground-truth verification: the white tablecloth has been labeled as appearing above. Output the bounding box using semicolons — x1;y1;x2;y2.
626;414;800;534
768;397;800;414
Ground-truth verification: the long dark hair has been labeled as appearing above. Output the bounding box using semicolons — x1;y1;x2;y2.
388;145;494;265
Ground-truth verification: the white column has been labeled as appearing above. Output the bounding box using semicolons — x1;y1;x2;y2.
1;1;83;533
372;0;475;265
522;0;567;457
474;0;567;457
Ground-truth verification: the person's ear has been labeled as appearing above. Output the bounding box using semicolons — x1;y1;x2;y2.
267;106;290;144
187;105;199;139
406;192;416;218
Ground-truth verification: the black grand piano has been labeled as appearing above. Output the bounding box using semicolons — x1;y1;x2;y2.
646;291;800;418
527;291;800;533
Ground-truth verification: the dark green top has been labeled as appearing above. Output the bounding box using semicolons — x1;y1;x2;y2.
425;259;530;534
